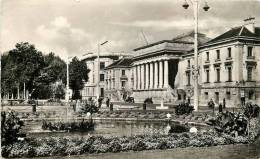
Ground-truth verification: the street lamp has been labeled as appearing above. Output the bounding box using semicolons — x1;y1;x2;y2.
96;41;108;100
182;0;210;111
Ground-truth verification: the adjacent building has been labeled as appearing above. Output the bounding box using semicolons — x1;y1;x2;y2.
104;57;133;101
178;18;260;108
80;52;126;100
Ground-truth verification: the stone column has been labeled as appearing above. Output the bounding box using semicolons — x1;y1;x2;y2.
150;62;154;89
154;61;158;89
163;60;169;88
133;66;137;90
138;65;141;89
159;60;163;88
141;64;144;89
145;63;149;89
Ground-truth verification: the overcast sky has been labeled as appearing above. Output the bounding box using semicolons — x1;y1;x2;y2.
1;0;260;59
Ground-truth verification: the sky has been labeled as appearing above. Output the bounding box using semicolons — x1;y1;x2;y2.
1;0;260;59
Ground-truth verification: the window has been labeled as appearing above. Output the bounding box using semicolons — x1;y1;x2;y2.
100;62;105;70
216;68;220;82
206;69;210;83
204;92;209;100
121;81;126;88
227;67;232;81
100;74;105;81
186;72;191;85
247;67;253;81
247;46;253;57
187;60;190;67
227;47;232;58
216;50;220;60
226;91;231;100
178;94;182;100
122;70;125;76
249;90;254;100
206;52;209;61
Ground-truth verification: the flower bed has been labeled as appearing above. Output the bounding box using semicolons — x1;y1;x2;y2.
41;119;95;132
1;131;253;158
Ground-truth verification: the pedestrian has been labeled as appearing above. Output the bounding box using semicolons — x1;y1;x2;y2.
106;97;110;108
219;103;223;113
109;103;113;111
223;98;226;109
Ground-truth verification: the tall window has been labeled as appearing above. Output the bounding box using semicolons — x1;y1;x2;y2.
100;62;105;70
100;74;105;81
227;47;232;58
122;70;125;76
187;72;191;85
216;68;220;82
121;81;126;88
226;91;231;100
227;67;232;81
216;50;220;60
204;92;209;100
206;52;209;61
247;67;253;81
247;46;253;57
187;60;190;67
206;69;210;83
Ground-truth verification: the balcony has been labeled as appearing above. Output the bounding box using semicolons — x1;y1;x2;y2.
120;75;128;80
226;56;232;60
215;58;221;62
205;60;210;63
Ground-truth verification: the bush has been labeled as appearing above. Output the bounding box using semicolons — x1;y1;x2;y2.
42;120;94;132
175;102;194;115
168;124;189;134
243;102;260;118
1;111;25;145
144;98;153;104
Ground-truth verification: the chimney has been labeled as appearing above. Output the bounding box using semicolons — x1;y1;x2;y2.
244;17;255;33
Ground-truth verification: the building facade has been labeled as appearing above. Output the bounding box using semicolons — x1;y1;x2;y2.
131;32;210;103
104;57;133;101
80;52;125;100
177;18;260;108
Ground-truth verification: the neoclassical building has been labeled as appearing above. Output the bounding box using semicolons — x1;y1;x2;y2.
131;32;210;103
177;18;260;108
104;57;133;101
80;52;126;100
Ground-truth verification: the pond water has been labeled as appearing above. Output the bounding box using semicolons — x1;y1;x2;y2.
23;119;181;138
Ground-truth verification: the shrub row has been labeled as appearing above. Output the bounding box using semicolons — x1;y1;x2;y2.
2;132;250;158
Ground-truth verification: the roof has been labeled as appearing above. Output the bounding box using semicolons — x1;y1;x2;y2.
105;57;133;69
80;52;129;61
172;31;211;45
134;31;211;51
205;26;260;45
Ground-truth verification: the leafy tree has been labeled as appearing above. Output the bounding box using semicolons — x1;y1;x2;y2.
68;57;90;99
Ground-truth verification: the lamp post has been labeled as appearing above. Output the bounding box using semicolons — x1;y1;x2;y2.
182;0;210;111
96;41;108;100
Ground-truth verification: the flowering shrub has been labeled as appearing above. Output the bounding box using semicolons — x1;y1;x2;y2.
1;111;25;145
42;119;94;132
1;132;253;158
175;102;194;115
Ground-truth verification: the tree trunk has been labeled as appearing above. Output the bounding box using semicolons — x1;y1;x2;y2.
17;84;20;99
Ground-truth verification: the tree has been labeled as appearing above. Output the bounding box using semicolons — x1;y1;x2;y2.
69;57;90;99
